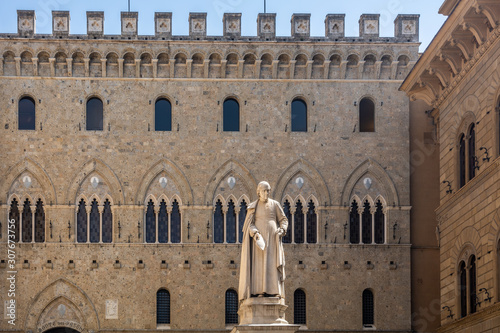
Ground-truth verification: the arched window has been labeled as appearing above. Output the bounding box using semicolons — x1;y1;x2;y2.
361;200;372;244
223;98;239;132
77;199;87;243
214;199;224;243
158;200;168;243
171;200;181;243
306;200;317;244
155;98;172;131
89;199;100;243
459;134;466;188
86;97;103;131
350;200;360;244
459;261;467;318
225;289;238;324
362;289;374;327
291;99;307;132
9;199;20;243
374;200;384;244
102;199;112;243
156;289;170;325
34;199;45;242
145;200;156;243
18;97;35;130
22;198;32;242
282;200;292;244
497;240;500;302
294;289;306;325
468;125;476;181
238;200;247;243
469;256;477;314
294;200;304;244
359;98;375;132
226;200;236;243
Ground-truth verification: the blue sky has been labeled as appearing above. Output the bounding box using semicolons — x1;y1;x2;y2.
0;0;447;52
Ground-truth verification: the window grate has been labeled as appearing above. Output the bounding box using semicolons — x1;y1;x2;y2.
158;200;168;243
226;200;236;243
171;200;181;243
374;200;384;244
225;289;238;324
102;199;112;243
156;289;170;324
22;198;33;242
362;289;374;326
294;201;304;244
34;199;45;242
77;199;87;243
306;200;317;244
145;200;156;243
294;289;306;324
361;200;372;244
89;199;99;243
350;200;360;244
214;200;224;243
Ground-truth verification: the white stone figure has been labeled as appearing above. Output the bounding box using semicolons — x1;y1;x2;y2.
239;181;288;302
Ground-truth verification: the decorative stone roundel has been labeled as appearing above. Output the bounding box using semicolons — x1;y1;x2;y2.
90;176;99;189
363;177;372;190
227;176;236;189
23;175;32;188
159;177;168;188
295;177;304;189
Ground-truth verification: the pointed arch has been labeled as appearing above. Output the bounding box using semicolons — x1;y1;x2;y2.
66;159;124;204
136;158;193;205
4;158;56;204
340;159;399;207
274;159;330;205
24;278;99;332
237;194;251;206
449;226;482;276
204;159;257;205
145;194;158;206
213;194;227;207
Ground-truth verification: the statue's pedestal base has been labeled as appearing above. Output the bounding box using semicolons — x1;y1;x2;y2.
232;297;299;333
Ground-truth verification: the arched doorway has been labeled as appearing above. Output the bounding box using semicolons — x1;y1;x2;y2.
45;328;80;333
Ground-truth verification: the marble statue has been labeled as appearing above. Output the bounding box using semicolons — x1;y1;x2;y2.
239;181;289;302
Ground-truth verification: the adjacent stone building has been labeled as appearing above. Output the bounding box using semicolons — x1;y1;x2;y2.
402;1;500;333
0;9;427;333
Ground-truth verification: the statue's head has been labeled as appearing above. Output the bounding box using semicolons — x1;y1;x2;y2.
257;181;271;202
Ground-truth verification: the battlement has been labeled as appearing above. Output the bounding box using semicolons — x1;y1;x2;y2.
11;10;419;42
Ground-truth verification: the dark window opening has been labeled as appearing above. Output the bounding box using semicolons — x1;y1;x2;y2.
361;200;372;244
86;97;103;131
156;289;170;324
291;99;307;132
18;97;35;130
146;200;156;243
459;261;467;318
34;199;45;242
158;200;168;243
77;199;87;243
238;200;247;243
459;134;466;188
155;98;172;131
9;199;20;243
102;199;112;243
89;199;99;243
350;200;360;244
362;289;374;326
223;98;239;132
214;199;224;243
468;125;476;181
294;289;306;324
294;200;304;244
225;289;239;324
374;200;384;244
22;198;32;242
171;200;181;243
282;200;292;244
226;200;236;243
359;98;375;132
306;200;317;244
469;256;477;314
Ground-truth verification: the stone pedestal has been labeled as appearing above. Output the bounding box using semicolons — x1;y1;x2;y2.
233;297;299;333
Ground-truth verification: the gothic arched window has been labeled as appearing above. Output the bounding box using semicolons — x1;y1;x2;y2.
158;200;168;243
22;198;32;242
282;200;292;244
291;99;307;132
223;98;239;132
361;200;372;244
214;200;224;243
374;200;384;244
77;199;87;243
155;98;172;131
459;261;467;318
171;200;181;243
306;200;317;244
294;289;306;324
86;97;103;131
359;98;375;132
238;200;247;243
468;125;476;181
226;200;236;243
102;199;112;243
350;200;360;244
225;289;238;324
9;199;20;243
34;199;45;242
469;256;477;314
459;134;466;188
156;289;170;325
294;200;304;244
362;289;374;327
18;97;35;130
89;199;100;243
145;200;156;243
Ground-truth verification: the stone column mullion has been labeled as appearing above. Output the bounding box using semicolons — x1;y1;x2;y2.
32;58;39;76
306;60;314;79
48;58;56;77
167;207;172;243
0;56;4;76
152;59;158;78
31;205;36;243
357;61;366;79
222;206;228;244
235;208;240;243
66;58;72;77
135;59;141;78
254;60;262;79
186;59;193;78
289;60;296;79
302;207;307;244
323;60;331;79
84;58;90;77
98;205;103;243
391;61;399;80
101;58;107;78
15;57;21;76
169;59;175;78
272;60;279;79
340;60;348;79
155;207;159;244
203;60;210;79
118;59;124;78
85;206;91;243
375;60;382;79
290;208;296;244
358;207;363;244
221;60;227;79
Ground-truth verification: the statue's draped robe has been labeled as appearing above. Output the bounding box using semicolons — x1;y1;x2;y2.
239;199;288;302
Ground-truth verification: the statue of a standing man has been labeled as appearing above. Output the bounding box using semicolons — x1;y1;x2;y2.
239;181;288;302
